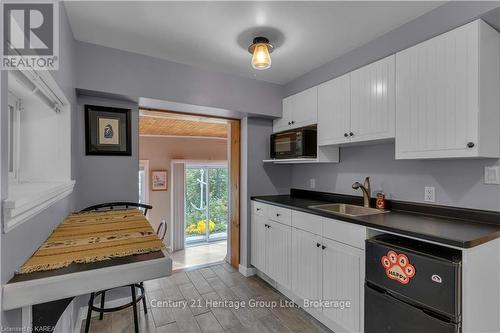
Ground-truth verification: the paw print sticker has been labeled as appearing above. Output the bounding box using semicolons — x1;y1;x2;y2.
381;250;416;285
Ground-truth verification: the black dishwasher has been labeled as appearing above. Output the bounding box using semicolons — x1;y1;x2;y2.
365;234;462;333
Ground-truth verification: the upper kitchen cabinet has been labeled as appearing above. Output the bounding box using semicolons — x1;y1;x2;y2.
273;86;318;133
318;73;351;146
396;20;500;159
317;56;395;146
350;55;395;143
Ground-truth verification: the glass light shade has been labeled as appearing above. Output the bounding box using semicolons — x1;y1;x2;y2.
251;43;271;70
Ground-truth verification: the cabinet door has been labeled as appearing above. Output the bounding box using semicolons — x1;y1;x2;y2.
291;228;322;303
317;74;351;145
267;220;291;288
291;86;318;129
350;55;395;143
273;96;293;133
322;238;364;333
250;214;267;272
395;21;479;159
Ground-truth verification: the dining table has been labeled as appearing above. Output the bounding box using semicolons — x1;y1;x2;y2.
2;209;172;331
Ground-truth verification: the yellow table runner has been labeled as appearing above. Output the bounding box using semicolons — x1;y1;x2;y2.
20;209;165;274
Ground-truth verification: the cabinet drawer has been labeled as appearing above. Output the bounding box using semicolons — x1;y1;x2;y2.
252;201;267;217
323;218;366;249
292;210;323;235
268;205;292;225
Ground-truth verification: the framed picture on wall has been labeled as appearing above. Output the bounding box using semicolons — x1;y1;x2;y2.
151;170;168;191
85;105;131;155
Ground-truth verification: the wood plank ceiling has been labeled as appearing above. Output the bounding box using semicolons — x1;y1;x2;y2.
139;110;228;139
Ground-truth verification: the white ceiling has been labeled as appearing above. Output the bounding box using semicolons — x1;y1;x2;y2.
64;1;443;84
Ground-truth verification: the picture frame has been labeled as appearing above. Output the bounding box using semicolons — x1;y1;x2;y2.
151;170;168;191
85;104;131;156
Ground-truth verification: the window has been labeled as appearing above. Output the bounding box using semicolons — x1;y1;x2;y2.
139;160;149;204
7;92;20;180
3;69;74;233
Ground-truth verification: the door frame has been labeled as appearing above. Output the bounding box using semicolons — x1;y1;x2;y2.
143;109;241;268
228;119;240;268
139;159;150;204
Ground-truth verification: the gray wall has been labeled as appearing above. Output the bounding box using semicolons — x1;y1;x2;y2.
1;4;78;327
291;143;500;211
240;117;292;267
75;95;140;210
75;41;283;118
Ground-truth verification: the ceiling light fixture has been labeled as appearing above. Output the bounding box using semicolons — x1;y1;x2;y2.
248;37;273;70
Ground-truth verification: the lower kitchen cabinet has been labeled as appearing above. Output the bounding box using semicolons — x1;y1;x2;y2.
251;201;365;333
267;220;292;288
250;213;267;272
291;227;322;302
250;203;292;288
322;238;365;333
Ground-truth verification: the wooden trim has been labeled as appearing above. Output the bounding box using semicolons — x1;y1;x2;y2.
228;120;240;269
140;134;227;140
140;108;240;122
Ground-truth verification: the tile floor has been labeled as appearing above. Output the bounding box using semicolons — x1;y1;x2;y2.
171;241;227;271
81;262;332;333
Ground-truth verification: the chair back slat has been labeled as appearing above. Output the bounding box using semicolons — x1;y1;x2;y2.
81;202;153;216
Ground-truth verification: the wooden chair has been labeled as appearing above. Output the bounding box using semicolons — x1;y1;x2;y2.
81;202;156;333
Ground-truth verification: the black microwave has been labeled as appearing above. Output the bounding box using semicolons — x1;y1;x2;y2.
270;125;317;159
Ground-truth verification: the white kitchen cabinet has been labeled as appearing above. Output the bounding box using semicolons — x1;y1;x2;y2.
350;55;395;143
291;227;322;302
317;55;395;146
251;202;365;333
250;213;267;272
317;74;351;146
322;238;365;333
273;96;294;133
250;202;292;288
273;87;318;133
267;220;292;288
396;20;500;159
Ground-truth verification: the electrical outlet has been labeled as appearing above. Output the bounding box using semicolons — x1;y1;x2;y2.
310;178;316;189
484;166;500;185
424;186;435;203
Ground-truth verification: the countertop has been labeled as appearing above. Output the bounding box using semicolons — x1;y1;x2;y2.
251;192;500;248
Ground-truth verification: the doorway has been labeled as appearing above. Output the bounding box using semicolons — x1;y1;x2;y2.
184;164;228;245
138;109;240;270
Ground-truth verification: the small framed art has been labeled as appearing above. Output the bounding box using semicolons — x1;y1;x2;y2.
151;170;168;191
85;105;131;156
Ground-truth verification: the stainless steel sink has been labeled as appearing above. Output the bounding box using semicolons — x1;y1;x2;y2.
308;203;387;217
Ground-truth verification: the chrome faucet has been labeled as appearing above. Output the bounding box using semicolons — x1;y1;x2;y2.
352;177;371;208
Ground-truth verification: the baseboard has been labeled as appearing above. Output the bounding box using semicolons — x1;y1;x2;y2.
238;264;257;277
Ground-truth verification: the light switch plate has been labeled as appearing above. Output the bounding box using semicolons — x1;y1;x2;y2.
310;178;316;189
484;166;500;185
424;186;435;202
